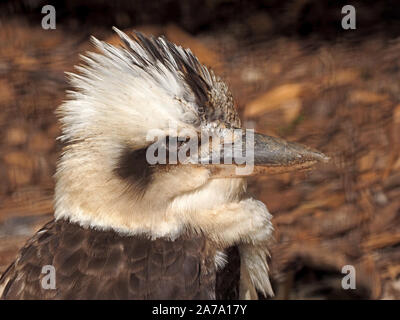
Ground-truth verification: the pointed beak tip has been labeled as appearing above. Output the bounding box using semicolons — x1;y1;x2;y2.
321;154;331;163
310;150;330;163
299;148;330;166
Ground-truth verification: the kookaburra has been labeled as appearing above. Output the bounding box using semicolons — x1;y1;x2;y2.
0;28;328;300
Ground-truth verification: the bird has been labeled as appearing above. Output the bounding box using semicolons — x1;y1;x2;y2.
0;28;328;300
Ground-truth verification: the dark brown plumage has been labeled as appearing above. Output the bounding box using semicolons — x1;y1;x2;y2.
0;219;217;300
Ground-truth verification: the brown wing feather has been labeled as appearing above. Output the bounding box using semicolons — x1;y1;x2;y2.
0;219;216;300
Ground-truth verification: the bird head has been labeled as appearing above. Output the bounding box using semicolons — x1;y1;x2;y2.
54;28;328;238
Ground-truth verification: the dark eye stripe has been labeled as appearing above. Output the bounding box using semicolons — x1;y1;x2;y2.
114;147;154;196
114;135;201;194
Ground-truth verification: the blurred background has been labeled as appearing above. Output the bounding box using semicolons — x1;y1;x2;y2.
0;0;400;299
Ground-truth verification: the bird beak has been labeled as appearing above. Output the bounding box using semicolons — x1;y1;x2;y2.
196;129;329;178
